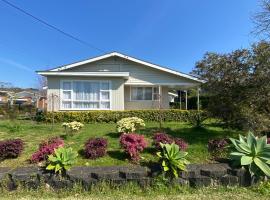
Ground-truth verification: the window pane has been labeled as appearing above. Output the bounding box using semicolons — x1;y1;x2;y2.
63;91;71;100
74;81;84;100
62;101;71;108
63;82;71;90
90;82;100;101
144;87;152;100
101;82;109;90
101;91;109;100
73;102;99;109
153;87;159;94
101;102;110;109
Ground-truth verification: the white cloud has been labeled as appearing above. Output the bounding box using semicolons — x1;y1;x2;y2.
0;57;34;73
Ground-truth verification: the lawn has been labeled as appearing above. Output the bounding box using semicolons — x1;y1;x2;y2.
0;119;242;168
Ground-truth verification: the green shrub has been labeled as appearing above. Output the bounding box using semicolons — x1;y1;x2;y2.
229;132;270;178
116;117;145;133
157;143;189;178
46;147;78;174
187;111;208;128
44;110;205;123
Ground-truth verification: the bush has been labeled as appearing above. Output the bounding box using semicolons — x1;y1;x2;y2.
44;110;205;123
152;133;174;149
268;138;270;144
0;139;23;160
46;147;78;174
229;132;270;178
174;138;188;151
31;137;64;163
116;117;145;133
207;138;229;160
84;138;108;159
187;111;208;128
157;143;189;178
152;133;188;151
62;121;84;136
120;133;147;162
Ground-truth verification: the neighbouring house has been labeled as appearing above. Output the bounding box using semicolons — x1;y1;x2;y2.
0;91;13;104
14;90;39;105
37;52;203;111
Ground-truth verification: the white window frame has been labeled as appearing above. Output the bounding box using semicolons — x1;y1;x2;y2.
130;86;160;101
60;80;112;110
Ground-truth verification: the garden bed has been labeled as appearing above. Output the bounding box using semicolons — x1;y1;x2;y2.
0;120;241;167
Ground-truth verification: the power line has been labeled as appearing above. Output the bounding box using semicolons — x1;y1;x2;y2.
1;0;107;53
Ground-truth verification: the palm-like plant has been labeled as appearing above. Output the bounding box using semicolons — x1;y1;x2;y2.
157;142;189;178
46;147;78;174
230;132;270;177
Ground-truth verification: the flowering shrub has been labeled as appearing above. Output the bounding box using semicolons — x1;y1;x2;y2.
152;133;188;151
267;138;270;144
208;138;229;160
0;139;24;160
84;138;108;159
152;133;174;149
116;117;145;133
120;133;147;162
31;137;64;163
174;138;188;151
62;121;84;135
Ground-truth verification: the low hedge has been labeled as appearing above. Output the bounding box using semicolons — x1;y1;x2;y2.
44;110;205;123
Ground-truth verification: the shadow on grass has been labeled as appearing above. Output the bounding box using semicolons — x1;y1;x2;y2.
105;132;120;139
143;147;156;155
107;150;127;161
78;149;85;157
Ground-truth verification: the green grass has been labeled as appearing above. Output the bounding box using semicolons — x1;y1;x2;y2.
0;181;269;200
0;120;242;168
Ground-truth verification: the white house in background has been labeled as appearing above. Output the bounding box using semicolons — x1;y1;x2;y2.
37;52;202;111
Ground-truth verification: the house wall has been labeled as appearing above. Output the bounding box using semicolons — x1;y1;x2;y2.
47;76;125;111
124;86;169;110
63;57;198;86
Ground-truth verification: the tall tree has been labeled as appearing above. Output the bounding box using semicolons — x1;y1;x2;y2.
192;41;270;134
253;0;270;38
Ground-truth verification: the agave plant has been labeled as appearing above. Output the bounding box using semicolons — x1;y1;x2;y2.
46;147;78;174
157;142;189;178
229;132;270;177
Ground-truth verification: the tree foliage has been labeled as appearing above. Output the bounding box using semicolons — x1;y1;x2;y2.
192;41;270;134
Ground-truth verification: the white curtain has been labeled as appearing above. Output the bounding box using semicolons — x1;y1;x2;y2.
62;81;110;110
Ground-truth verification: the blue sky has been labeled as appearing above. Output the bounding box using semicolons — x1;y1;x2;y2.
0;0;260;88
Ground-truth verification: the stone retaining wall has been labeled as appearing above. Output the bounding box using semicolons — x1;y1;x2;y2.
0;163;253;190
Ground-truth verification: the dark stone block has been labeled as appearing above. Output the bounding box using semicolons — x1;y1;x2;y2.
119;166;148;180
200;163;230;179
46;175;73;190
0;167;11;181
180;164;202;178
91;170;120;180
148;163;162;177
220;175;239;186
189;175;212;187
10;166;40;181
9;166;41;190
228;168;251;186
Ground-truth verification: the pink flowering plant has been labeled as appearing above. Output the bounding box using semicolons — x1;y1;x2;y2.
120;133;147;162
152;133;188;151
31;137;64;163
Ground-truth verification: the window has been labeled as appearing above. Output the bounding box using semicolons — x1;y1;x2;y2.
130;86;160;101
61;80;111;110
